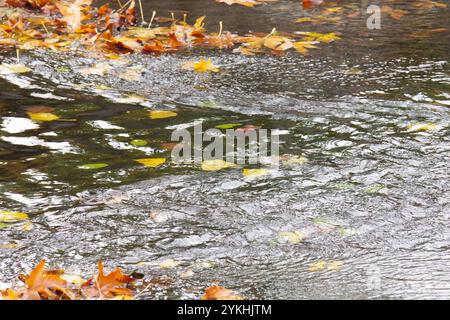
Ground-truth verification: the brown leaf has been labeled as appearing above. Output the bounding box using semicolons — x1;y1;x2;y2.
202;286;244;300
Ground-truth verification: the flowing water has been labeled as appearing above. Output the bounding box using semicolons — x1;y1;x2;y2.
0;0;449;299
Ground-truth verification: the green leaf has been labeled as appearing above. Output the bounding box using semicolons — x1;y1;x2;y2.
78;163;109;170
215;123;242;129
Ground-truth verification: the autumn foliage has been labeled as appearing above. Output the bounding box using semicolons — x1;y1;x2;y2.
0;0;339;57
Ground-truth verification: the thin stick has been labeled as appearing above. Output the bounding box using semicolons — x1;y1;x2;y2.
148;11;156;28
16;49;20;64
264;27;276;39
171;12;175;22
218;21;223;38
117;0;122;7
138;0;145;23
116;0;132;13
183;13;187;23
41;22;49;34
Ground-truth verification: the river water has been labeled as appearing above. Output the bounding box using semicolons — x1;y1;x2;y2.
0;0;449;299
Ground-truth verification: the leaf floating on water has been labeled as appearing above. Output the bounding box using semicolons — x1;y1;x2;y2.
27;112;60;122
135;158;166;167
130;139;148;147
277;231;304;244
242;168;269;178
192;58;220;73
78;163;109;170
297;31;341;43
201;286;244;300
149;110;178;119
406;123;437;132
215;123;242;129
308;260;343;272
363;183;387;194
0;210;29;222
281;154;308;166
60;274;85;286
201;159;237;171
0;63;31;75
159;259;181;270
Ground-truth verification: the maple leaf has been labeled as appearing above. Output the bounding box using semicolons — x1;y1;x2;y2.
81;261;134;298
215;0;276;7
192;58;220;72
0;289;18;300
18;260;71;300
381;5;407;20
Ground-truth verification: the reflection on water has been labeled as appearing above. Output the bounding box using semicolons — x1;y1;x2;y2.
0;0;449;299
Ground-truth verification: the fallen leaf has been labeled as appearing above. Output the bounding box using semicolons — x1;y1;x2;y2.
193;58;220;73
202;285;243;300
0;63;31;75
27;112;60;122
277;231;304;244
308;260;343;272
135;158;166;167
201;159;237;171
243;168;269;178
149;110;178;119
406;123;437;132
215;123;242;129
78;163;109;170
130;139;148;146
0;210;29;222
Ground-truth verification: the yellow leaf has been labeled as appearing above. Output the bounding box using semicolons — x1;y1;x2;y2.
201;159;237;171
0;210;29;222
193;58;220;73
159;259;181;269
27;112;60;122
278;231;304;244
0;63;31;75
243;168;269;178
149;110;178;119
406;123;437;132
135;158;166;167
308;260;343;272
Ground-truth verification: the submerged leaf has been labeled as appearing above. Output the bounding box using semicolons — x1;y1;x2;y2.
242;168;269;178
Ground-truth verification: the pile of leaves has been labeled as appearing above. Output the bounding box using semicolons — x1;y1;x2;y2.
1;260;137;300
0;0;339;58
0;259;244;300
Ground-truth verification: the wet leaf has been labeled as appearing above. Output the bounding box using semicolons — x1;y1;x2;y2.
130;139;148;146
20;260;70;300
78;163;109;170
0;63;31;75
135;158;166;167
277;231;304;244
406;123;437;132
0;210;29;222
201;159;237;171
0;288;18;300
27;112;60;122
149;110;178;119
81;261;134;299
242;168;269;178
192;58;220;73
202;286;244;300
159;259;181;269
308;260;343;272
215;123;242;129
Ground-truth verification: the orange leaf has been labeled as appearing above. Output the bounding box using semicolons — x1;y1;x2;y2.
202;286;244;300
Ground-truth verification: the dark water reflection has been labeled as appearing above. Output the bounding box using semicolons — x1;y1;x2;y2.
0;0;449;299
